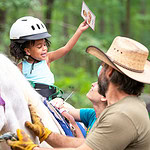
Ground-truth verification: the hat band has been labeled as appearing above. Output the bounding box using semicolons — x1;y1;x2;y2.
113;60;144;73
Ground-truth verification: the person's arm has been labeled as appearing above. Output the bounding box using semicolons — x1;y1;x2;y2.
7;129;85;150
45;132;85;148
6;105;92;150
61;111;84;138
62;107;81;122
47;21;89;63
33;143;92;150
50;99;83;138
7;130;90;150
25;104;85;147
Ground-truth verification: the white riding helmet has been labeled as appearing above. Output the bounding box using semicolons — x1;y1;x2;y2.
10;16;51;41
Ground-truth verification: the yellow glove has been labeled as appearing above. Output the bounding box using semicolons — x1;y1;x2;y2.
7;129;38;150
25;104;52;143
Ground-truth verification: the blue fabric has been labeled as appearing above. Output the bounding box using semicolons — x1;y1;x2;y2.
22;60;54;85
80;108;96;135
44;100;86;137
97;65;102;76
76;122;86;138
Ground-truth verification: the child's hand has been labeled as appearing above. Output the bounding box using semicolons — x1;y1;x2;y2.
78;21;89;32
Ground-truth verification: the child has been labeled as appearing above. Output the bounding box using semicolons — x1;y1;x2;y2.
9;16;89;100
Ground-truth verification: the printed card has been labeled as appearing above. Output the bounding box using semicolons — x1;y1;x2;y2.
81;1;96;30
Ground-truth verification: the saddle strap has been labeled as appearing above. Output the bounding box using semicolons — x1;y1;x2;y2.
29;81;64;101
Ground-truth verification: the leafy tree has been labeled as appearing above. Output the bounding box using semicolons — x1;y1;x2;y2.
0;0;150;107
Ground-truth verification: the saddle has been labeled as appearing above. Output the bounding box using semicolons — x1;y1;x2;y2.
29;81;64;101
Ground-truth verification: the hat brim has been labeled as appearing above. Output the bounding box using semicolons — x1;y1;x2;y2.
86;46;150;84
20;32;51;40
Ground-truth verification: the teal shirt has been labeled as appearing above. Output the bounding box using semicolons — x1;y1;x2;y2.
22;60;54;85
80;108;96;136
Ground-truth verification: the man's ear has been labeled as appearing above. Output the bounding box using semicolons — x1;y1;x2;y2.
106;66;114;78
24;48;30;56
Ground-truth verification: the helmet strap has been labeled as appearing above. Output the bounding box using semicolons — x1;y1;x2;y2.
28;56;40;74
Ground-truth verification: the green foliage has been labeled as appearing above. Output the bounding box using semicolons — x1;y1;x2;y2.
0;0;150;107
0;0;41;9
51;63;97;108
144;85;150;93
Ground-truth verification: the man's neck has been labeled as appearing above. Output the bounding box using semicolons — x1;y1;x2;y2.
93;104;106;118
106;83;130;106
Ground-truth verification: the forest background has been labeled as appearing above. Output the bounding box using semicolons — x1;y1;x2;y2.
0;0;150;108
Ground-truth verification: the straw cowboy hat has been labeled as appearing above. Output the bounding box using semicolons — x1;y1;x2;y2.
86;36;150;84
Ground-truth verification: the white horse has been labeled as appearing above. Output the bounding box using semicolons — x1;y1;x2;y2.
0;54;65;149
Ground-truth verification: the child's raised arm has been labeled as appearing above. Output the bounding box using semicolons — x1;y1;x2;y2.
47;21;89;63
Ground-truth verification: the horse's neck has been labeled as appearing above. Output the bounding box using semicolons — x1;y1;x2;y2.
0;93;39;150
1;93;37;138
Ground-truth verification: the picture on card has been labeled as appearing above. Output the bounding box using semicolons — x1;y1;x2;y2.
81;1;96;30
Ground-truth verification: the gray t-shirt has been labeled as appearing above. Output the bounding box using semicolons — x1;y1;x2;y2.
85;96;150;150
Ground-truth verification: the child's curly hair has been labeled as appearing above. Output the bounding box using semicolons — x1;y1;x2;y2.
9;38;51;61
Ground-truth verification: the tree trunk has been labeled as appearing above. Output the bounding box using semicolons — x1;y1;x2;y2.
0;9;6;45
63;14;71;63
99;9;105;34
62;0;71;64
125;0;130;37
140;0;146;15
45;0;54;31
63;15;69;38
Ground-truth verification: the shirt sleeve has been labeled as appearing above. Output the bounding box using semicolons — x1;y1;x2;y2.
85;112;137;150
80;108;95;128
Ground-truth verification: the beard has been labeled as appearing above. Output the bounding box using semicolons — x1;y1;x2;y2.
98;72;109;97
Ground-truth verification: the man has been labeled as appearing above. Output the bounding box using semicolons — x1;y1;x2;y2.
7;36;150;150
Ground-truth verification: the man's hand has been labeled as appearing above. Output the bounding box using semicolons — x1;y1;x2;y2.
7;129;38;150
25;104;52;143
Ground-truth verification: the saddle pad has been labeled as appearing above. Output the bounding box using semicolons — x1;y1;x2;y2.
0;96;5;111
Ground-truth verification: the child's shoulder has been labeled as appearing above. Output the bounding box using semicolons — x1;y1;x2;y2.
17;62;22;72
